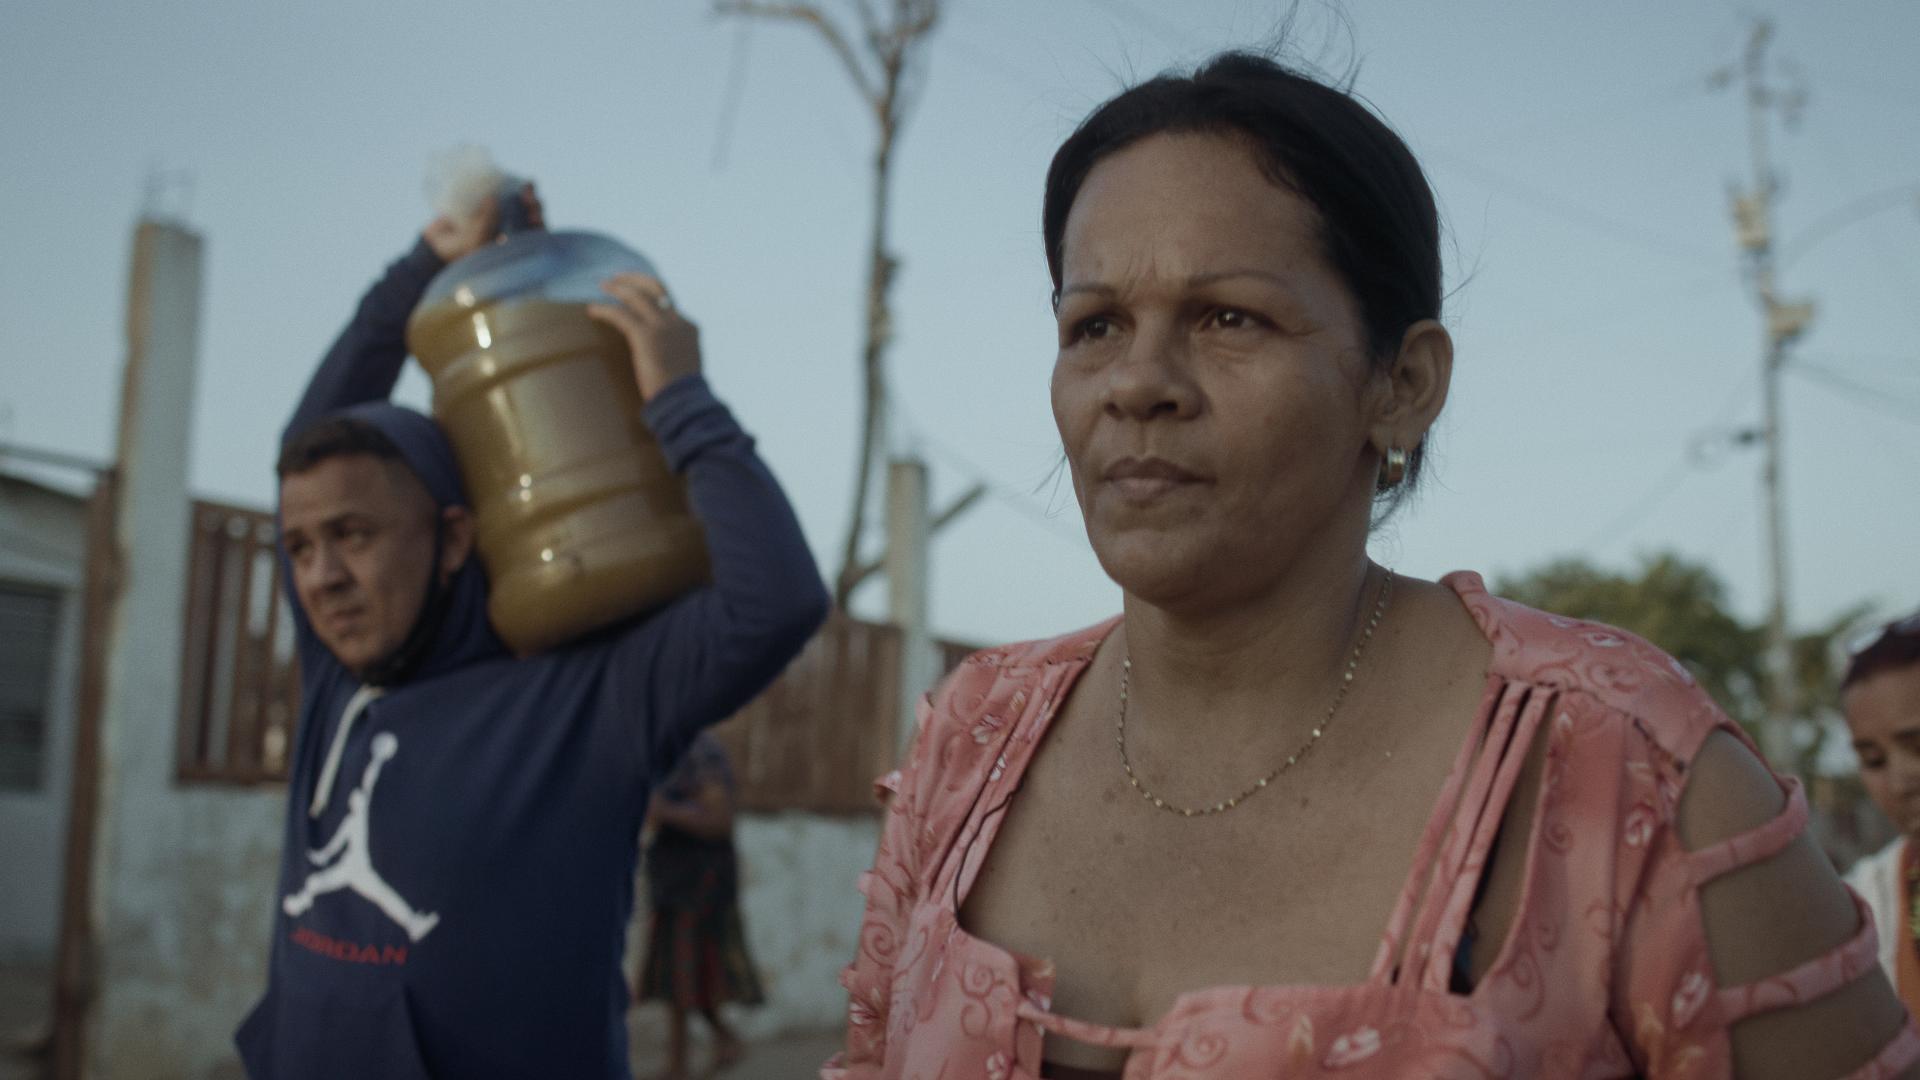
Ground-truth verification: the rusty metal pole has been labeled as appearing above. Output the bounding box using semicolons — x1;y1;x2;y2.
49;471;120;1080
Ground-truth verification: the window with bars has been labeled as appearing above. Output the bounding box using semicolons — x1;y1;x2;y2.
177;501;300;784
0;581;60;791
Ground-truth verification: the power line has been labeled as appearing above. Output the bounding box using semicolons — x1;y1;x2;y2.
887;389;1088;547
1576;372;1761;550
1793;128;1920;337
1494;267;1735;351
920;437;1086;547
1576;459;1699;553
1792;363;1920;428
1796;351;1920;377
1422;146;1727;268
1779;180;1920;269
941;32;1057;98
1084;0;1202;52
1814;71;1920;115
1445;72;1722;159
977;473;1087;547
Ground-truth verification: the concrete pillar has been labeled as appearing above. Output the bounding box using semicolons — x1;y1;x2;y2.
57;218;288;1080
86;220;207;1075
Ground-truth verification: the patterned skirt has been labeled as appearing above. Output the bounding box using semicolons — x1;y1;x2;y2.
635;886;765;1010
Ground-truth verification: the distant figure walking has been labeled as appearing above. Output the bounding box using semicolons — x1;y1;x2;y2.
637;733;762;1079
282;732;441;943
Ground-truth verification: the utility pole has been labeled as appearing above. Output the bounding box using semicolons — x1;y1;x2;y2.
1725;19;1815;767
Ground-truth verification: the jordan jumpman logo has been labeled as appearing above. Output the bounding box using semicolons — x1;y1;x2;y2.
282;732;440;942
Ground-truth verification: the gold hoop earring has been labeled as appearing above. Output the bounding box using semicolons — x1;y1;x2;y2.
1377;446;1408;491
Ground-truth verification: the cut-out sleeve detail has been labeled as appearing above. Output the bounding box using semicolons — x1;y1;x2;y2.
1679;775;1810;885
1713;890;1883;1022
1615;719;1920;1078
1838;1024;1920;1080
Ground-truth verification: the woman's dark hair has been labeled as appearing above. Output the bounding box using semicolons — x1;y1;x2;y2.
1843;614;1920;693
1042;50;1443;500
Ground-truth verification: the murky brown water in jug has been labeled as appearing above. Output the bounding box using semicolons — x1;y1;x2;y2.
408;296;709;655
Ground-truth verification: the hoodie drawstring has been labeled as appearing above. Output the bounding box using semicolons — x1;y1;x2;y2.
310;684;386;818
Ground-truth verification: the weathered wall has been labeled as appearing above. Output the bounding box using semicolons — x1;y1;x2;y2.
90;801;872;1078
79;793;871;1077
0;478;87;965
65;791;281;1071
90;789;285;1078
733;813;878;1039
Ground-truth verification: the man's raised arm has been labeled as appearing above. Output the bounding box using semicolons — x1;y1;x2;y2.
282;190;534;443
282;239;443;444
589;274;830;771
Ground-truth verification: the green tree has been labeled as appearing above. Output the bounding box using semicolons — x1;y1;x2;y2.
1494;553;1865;774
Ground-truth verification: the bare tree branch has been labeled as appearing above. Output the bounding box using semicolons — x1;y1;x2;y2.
714;1;880;105
900;0;938;40
714;0;942;606
849;0;883;51
838;483;985;594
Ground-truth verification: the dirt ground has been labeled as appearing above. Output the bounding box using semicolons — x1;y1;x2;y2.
0;964;839;1080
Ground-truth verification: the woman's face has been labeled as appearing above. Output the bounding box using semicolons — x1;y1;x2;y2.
1051;131;1383;611
1846;661;1920;839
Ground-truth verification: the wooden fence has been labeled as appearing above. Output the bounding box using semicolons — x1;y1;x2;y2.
175;499;976;812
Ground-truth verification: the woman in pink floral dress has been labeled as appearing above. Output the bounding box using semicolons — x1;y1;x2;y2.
825;51;1920;1080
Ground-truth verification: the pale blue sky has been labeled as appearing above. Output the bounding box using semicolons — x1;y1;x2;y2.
3;0;1916;645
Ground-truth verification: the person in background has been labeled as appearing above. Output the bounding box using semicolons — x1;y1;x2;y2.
826;50;1920;1079
237;185;828;1080
636;731;763;1079
1845;612;1920;1017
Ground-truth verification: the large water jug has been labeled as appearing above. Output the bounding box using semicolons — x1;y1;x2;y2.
407;224;710;655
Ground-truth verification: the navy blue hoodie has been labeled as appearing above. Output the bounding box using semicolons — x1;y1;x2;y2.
236;239;829;1079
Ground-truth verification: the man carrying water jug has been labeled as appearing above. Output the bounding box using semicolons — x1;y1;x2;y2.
236;181;829;1079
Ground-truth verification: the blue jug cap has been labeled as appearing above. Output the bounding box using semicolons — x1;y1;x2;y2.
419;230;659;312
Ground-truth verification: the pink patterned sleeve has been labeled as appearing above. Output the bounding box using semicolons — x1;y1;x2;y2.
1612;732;1920;1079
822;697;933;1079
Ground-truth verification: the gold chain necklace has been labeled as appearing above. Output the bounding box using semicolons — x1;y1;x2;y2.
1117;569;1396;817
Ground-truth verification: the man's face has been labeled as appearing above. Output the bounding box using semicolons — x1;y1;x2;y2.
280;453;442;675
